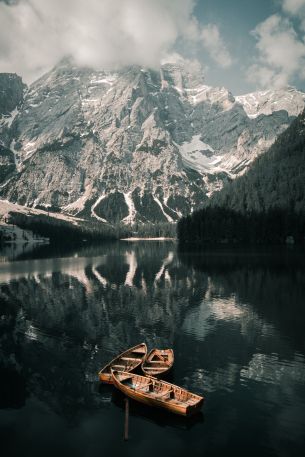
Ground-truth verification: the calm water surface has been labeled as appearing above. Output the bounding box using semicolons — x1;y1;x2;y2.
0;241;305;457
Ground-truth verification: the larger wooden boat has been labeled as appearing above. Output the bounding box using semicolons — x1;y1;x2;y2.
99;343;147;384
112;370;204;416
142;348;174;377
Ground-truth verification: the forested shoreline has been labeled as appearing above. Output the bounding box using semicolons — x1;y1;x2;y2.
206;109;305;214
1;211;176;245
178;109;305;246
178;207;305;245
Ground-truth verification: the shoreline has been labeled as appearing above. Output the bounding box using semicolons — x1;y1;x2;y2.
120;237;176;241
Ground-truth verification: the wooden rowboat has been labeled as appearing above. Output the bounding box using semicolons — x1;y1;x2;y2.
112;370;204;416
142;348;174;377
99;343;147;384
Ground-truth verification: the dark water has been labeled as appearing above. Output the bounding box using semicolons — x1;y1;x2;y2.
0;241;305;457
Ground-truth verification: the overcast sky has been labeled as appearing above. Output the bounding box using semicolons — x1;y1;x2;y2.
0;0;305;94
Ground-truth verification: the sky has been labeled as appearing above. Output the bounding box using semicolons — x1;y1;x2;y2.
0;0;305;94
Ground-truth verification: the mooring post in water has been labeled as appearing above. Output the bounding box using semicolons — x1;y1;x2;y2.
124;397;129;441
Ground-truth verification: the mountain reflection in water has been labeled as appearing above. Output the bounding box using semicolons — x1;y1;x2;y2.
0;242;305;457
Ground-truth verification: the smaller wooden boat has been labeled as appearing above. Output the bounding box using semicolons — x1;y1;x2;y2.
99;343;147;384
142;348;174;377
112;370;204;416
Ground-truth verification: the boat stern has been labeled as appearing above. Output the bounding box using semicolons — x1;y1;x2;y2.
186;396;205;416
98;371;113;384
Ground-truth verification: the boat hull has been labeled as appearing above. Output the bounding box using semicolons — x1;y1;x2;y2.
98;343;147;384
142;348;174;378
112;371;204;416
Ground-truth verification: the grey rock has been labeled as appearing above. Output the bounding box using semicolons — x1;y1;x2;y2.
0;73;25;115
0;58;304;223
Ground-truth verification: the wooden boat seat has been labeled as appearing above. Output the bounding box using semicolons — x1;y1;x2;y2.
151;388;174;400
112;364;126;370
121;377;153;392
121;379;135;388
136;382;153;393
145;360;168;364
151;391;170;398
121;357;139;361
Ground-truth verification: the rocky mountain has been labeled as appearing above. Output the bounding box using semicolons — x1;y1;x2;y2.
0;57;304;224
177;109;305;245
205;108;305;214
0;73;25;116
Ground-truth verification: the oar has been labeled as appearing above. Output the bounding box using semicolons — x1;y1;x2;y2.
124;397;129;441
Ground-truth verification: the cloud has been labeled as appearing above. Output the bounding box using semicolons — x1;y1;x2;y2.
0;0;197;83
282;0;305;15
247;14;305;88
0;0;19;4
200;24;233;68
282;0;305;30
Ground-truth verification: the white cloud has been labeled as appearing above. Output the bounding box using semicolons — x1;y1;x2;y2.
282;0;305;15
282;0;305;30
0;0;197;83
200;24;233;68
247;14;305;88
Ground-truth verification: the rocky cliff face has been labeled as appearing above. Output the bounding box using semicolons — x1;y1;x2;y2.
0;73;25;116
0;74;25;187
0;58;304;224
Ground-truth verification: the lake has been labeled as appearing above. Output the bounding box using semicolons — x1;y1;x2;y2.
0;241;305;457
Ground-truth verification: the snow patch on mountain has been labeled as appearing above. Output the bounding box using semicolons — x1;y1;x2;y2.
122;192;137;225
90;74;117;85
185;85;211;105
153;196;174;223
236;87;305;118
23;141;37;158
178;135;224;174
91;195;107;223
9;139;21;171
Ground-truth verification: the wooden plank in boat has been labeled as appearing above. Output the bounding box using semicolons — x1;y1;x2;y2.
98;343;147;384
142;348;174;377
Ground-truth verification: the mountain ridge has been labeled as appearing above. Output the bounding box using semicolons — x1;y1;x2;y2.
1;59;305;224
205;108;305;214
177;109;305;245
